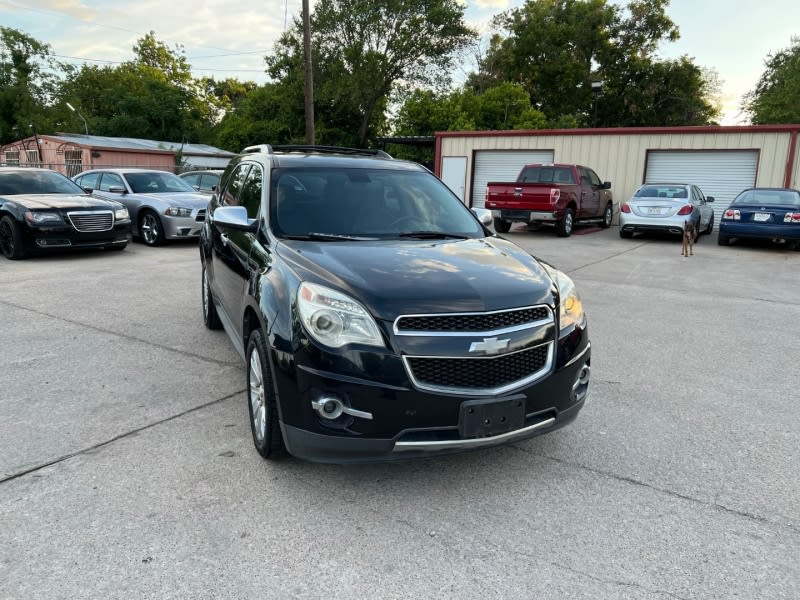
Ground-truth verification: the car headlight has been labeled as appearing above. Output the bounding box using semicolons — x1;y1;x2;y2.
24;211;64;225
297;282;384;348
544;265;586;336
164;207;193;217
114;207;130;221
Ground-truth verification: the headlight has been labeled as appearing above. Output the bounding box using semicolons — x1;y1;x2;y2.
24;211;63;224
114;207;130;221
164;207;193;217
297;282;384;348
544;266;586;336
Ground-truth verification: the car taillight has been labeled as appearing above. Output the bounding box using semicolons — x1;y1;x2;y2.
723;209;741;220
677;204;693;216
784;212;800;223
550;188;560;204
621;203;631;213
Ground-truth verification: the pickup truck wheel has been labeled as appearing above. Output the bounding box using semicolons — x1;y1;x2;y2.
247;329;286;460
601;203;613;228
557;208;574;237
494;218;511;233
202;262;222;330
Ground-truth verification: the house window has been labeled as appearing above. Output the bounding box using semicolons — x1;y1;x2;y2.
65;150;83;177
26;150;40;165
4;151;20;166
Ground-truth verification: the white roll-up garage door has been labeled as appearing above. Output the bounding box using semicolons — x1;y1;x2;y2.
471;150;555;208
645;150;758;222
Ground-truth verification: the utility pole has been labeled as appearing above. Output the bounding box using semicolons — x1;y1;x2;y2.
302;0;315;144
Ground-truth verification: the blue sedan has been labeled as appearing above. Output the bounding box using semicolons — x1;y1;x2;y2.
718;188;800;249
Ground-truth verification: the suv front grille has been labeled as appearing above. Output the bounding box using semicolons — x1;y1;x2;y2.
396;306;551;333
404;343;552;394
67;211;113;232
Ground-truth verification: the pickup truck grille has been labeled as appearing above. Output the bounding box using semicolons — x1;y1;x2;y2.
67;210;114;232
405;343;552;394
395;306;551;334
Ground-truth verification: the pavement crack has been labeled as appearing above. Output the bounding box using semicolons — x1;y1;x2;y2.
512;446;800;535
0;390;244;485
564;242;651;274
0;298;241;368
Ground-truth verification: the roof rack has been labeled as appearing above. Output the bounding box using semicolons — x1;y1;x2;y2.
270;145;393;159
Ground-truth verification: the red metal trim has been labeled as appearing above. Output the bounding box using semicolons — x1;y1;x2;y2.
784;130;798;188
436;124;800;138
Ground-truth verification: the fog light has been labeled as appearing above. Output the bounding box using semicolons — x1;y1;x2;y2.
312;395;344;420
572;364;590;402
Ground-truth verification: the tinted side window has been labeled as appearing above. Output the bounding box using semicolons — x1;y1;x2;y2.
578;167;591;185
98;172;125;191
77;172;100;190
182;173;199;187
221;165;251;207
238;166;263;219
587;169;602;186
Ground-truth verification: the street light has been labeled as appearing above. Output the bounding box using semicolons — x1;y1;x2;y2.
66;102;89;136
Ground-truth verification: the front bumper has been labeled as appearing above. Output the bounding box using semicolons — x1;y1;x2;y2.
162;211;205;239
22;221;131;252
273;332;591;463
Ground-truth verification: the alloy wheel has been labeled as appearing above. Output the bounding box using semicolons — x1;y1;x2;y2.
141;214;159;245
0;220;13;257
249;350;266;444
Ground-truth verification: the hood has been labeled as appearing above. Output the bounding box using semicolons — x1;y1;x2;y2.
133;191;210;208
5;194;122;210
278;237;556;321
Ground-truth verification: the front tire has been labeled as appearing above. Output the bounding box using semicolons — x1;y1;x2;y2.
139;210;165;246
246;329;286;460
601;203;613;228
494;218;511;234
0;215;26;260
202;262;222;330
557;208;574;237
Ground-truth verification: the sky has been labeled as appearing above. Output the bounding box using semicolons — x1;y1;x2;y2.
1;0;798;125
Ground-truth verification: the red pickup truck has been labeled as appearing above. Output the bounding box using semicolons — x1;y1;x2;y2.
485;163;614;236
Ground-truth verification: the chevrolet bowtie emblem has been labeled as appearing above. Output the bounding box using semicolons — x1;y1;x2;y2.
469;337;510;355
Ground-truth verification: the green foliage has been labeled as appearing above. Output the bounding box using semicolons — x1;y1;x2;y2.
0;27;63;144
744;37;800;124
267;0;476;146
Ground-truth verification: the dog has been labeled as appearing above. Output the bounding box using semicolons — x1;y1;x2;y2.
681;220;696;257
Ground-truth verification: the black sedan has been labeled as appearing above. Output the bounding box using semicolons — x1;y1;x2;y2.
0;168;131;260
718;188;800;249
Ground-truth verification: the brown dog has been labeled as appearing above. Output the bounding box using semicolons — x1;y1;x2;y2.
682;220;696;257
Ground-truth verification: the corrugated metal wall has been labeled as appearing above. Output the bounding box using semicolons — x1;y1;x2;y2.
438;129;797;209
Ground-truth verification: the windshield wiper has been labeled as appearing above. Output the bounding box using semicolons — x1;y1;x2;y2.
397;231;470;240
283;232;377;241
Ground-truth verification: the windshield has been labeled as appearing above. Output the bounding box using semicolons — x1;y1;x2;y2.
0;170;87;195
269;167;485;239
733;189;800;206
634;185;688;199
124;171;196;194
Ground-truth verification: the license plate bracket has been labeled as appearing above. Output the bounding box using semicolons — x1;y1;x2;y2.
459;396;526;439
753;212;771;222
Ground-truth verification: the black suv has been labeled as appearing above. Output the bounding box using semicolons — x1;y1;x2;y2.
200;145;591;463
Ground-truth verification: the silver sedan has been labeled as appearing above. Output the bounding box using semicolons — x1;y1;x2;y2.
73;169;210;246
619;183;715;239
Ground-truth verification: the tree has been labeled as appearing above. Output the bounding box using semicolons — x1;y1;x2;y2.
267;0;476;146
467;0;718;127
0;27;63;144
744;37;800;124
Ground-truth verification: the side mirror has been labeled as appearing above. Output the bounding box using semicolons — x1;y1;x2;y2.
193;185;201;191
108;186;126;194
471;207;493;227
212;205;258;232
706;196;715;202
82;186;93;194
602;181;612;189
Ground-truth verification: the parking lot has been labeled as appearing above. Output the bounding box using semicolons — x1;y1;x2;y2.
1;226;798;599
